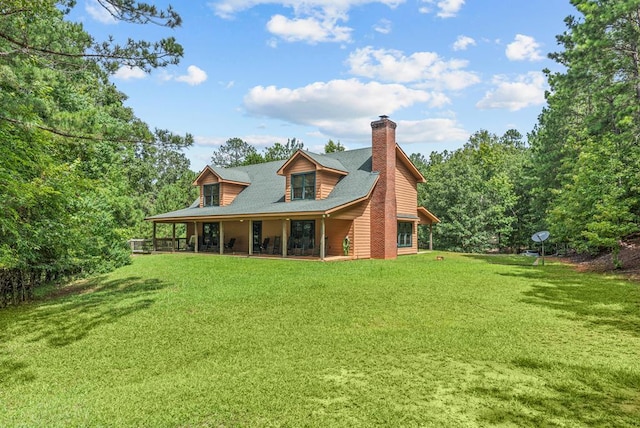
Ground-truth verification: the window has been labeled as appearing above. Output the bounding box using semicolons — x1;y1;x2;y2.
397;222;413;247
290;220;315;250
291;172;315;200
203;183;220;206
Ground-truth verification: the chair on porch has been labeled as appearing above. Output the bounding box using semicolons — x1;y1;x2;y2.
258;237;270;254
224;238;236;252
271;236;281;255
187;235;196;251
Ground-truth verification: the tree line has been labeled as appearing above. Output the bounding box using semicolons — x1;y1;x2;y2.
0;1;195;305
413;0;640;263
210;137;345;167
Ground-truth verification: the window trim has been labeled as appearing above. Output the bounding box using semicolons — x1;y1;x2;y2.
203;183;220;207
291;172;316;200
397;221;413;248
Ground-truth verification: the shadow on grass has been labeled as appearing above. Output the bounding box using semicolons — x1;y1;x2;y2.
0;275;167;387
464;254;640;338
474;358;640;426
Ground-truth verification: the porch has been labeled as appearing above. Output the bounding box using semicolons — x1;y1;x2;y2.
150;216;354;260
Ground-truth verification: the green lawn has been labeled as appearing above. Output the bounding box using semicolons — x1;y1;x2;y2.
1;253;639;427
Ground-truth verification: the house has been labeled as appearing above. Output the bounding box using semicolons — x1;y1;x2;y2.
146;116;439;259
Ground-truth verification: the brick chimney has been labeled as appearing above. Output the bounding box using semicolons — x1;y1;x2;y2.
370;115;397;259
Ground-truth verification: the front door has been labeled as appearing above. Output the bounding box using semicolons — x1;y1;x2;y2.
252;221;262;253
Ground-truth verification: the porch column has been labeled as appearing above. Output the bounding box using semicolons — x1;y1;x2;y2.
172;223;176;252
194;221;199;253
152;222;157;251
219;222;224;255
429;223;433;251
281;220;287;257
248;220;253;256
320;216;326;260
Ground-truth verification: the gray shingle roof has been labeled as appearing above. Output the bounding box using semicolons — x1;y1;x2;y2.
209;165;251;184
300;150;347;173
148;148;377;221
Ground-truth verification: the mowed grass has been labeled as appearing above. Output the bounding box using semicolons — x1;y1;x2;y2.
1;253;639;427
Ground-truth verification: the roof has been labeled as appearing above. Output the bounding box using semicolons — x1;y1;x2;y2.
148;148;378;221
417;207;440;224
277;149;348;176
193;165;251;186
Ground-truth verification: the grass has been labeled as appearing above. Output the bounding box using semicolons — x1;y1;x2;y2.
1;252;639;427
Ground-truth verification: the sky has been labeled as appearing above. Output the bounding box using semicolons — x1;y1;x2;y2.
73;0;578;172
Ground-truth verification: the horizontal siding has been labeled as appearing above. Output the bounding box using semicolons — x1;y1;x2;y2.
353;200;371;259
221;183;244;206
395;160;417;215
317;171;341;199
326;219;351;257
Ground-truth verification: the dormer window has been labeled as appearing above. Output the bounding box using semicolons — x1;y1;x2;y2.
292;172;315;200
203;183;220;206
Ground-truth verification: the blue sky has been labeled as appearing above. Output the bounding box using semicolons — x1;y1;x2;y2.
75;0;577;171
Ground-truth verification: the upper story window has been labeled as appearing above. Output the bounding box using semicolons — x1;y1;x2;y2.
203;183;220;206
292;172;315;200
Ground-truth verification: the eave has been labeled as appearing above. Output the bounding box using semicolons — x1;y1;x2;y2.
417;207;440;224
277;150;348;176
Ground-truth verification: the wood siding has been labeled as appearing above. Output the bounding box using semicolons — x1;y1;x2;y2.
395;159;419;255
326;219;352;257
317;171;341;199
335;200;371;259
220;183;245;206
395;159;418;216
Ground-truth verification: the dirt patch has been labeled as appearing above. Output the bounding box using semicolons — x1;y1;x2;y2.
567;235;640;282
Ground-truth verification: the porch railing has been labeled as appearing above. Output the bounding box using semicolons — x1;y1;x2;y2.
153;238;188;251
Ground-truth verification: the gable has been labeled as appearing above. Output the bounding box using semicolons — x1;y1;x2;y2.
395;145;426;183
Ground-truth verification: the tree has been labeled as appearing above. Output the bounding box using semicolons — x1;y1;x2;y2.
264;138;304;162
0;1;192;304
416;130;529;253
324;139;345;153
211;138;259;167
0;0;183;73
530;0;640;264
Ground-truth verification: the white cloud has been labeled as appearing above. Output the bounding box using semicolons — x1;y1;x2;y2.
452;35;475;51
175;66;208;86
506;34;544;61
266;14;352;43
476;72;547;111
209;1;402;43
113;66;146;80
346;46;480;91
194;134;277;149
194;135;227;147
395;117;469;143
374;19;392;34
243;79;440;136
420;0;465;18
209;1;404;19
85;0;118;24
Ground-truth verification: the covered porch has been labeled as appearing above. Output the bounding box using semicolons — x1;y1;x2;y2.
150;214;355;260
